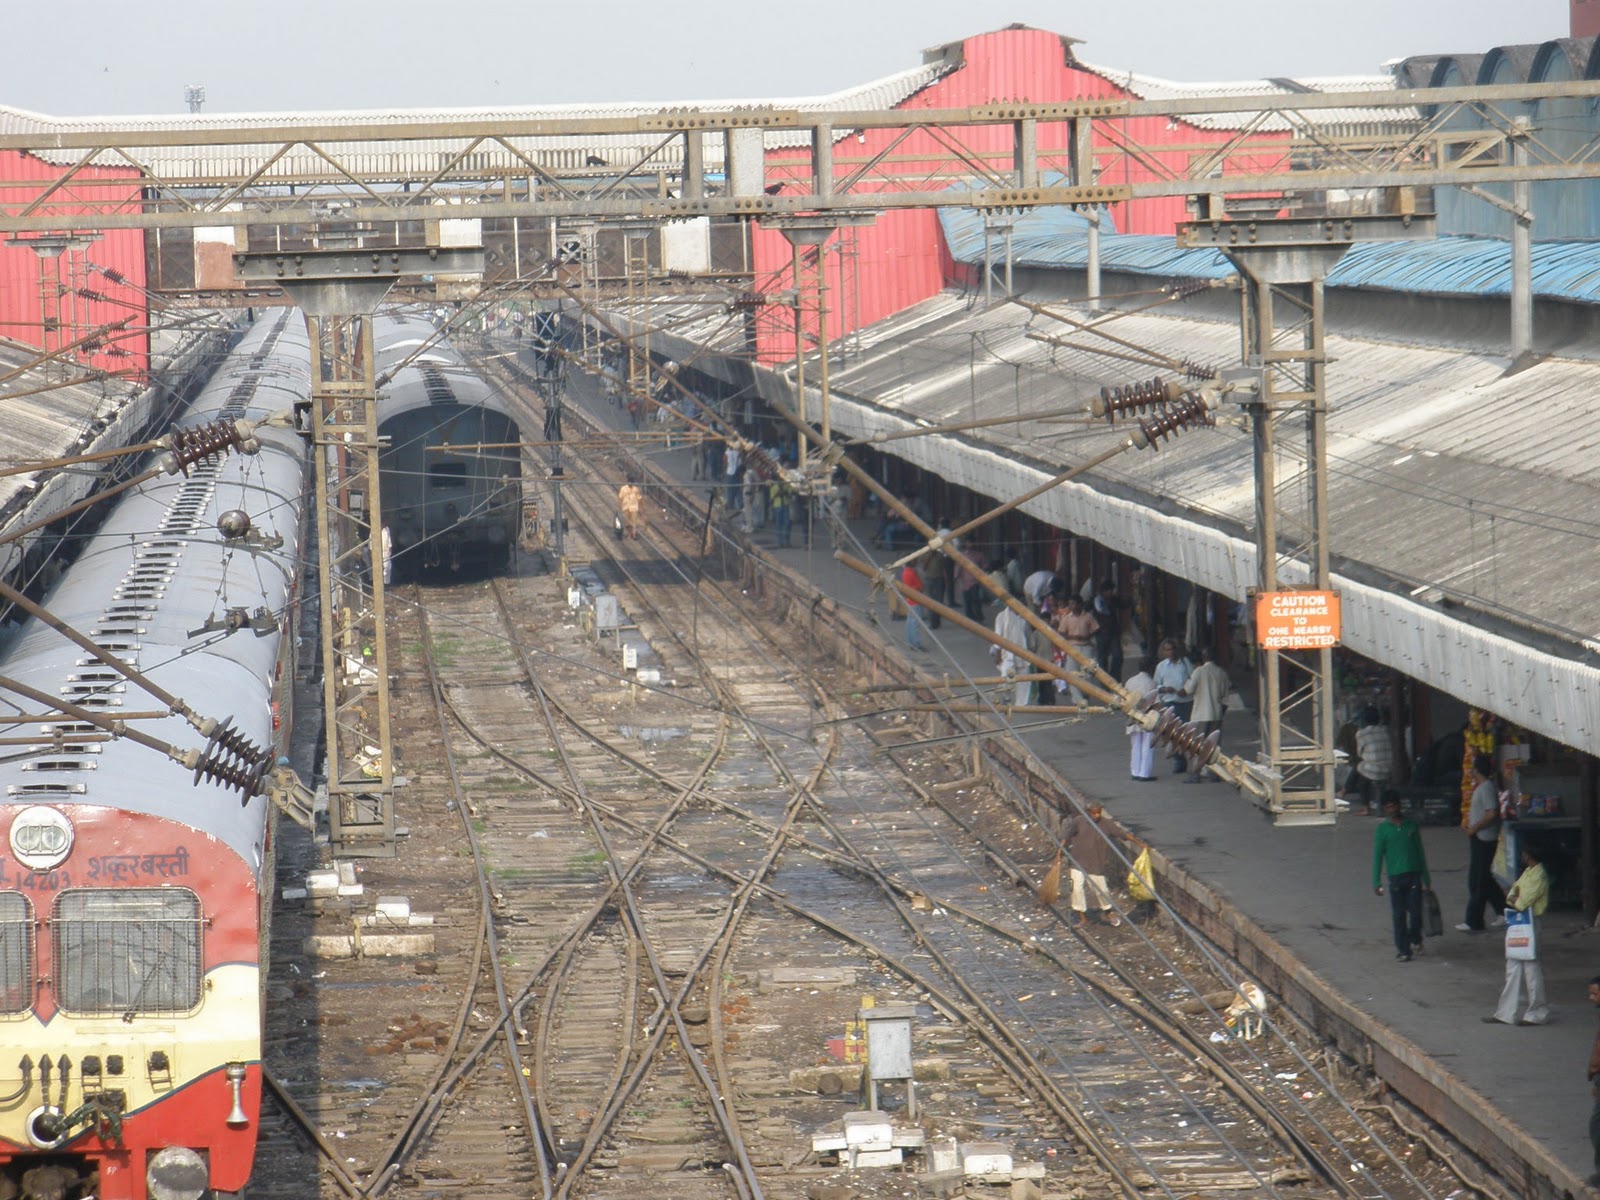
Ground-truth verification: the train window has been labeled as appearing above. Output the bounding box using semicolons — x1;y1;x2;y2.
0;894;31;1014
53;890;202;1016
429;463;468;489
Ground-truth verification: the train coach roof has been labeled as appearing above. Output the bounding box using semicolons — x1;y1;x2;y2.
0;648;276;869
379;360;509;424
0;334;208;583
0;314;308;872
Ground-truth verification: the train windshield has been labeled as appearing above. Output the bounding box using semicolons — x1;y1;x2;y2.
429;462;468;489
54;889;202;1016
0;894;30;1013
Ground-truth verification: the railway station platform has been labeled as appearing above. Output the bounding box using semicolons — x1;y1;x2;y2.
546;363;1600;1189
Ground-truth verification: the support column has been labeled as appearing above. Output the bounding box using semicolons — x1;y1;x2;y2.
982;217;1014;305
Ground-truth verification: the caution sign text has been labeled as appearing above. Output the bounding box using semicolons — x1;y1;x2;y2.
1255;589;1341;650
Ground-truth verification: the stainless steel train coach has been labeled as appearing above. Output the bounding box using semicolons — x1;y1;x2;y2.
0;311;311;1200
374;313;522;578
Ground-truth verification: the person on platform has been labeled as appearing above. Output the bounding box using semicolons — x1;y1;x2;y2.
1373;797;1431;961
617;480;644;540
1023;566;1058;610
1456;753;1508;933
741;449;766;531
957;556;987;623
924;519;953;630
723;443;743;515
846;473;868;521
1354;707;1395;815
1063;802;1130;927
901;558;927;653
1053;595;1099;706
992;602;1033;707
1093;579;1125;681
1182;647;1229;781
770;471;795;548
1587;976;1600;1186
1003;549;1025;602
1125;657;1158;782
1484;843;1549;1025
1153;639;1193;774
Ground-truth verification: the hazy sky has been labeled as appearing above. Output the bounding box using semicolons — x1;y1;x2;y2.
7;0;1569;115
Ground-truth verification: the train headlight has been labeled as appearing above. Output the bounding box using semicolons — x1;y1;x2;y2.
147;1146;208;1200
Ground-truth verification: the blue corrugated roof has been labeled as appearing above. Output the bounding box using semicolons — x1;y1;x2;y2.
1330;237;1600;300
938;205;1600;303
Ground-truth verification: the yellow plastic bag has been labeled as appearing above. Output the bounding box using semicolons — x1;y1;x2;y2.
1126;848;1156;903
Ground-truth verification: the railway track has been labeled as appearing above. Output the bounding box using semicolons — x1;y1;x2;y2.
249;348;1500;1200
496;354;1499;1200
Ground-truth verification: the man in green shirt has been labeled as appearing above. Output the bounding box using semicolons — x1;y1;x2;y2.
1373;798;1431;962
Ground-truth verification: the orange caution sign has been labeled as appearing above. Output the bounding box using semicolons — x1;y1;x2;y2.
1254;589;1341;650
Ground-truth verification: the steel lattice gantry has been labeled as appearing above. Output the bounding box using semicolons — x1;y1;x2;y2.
1179;213;1434;823
0;81;1596;232
237;247;482;855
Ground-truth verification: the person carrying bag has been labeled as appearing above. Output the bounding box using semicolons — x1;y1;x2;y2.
1484;843;1550;1026
1373;797;1431;962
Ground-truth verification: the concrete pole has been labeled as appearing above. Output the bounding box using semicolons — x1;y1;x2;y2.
1086;209;1102;312
789;238;808;465
983;229;995;307
1510;116;1534;362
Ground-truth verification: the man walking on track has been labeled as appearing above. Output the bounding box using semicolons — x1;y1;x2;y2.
617;480;643;540
1064;803;1124;927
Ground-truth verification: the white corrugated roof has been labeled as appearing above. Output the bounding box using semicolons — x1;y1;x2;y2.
1072;60;1422;132
0;61;947;132
0;60;954;176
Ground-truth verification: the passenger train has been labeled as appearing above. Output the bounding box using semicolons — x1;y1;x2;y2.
373;314;522;577
0;311;311;1200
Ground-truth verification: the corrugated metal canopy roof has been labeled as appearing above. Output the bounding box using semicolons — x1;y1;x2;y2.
605;287;1600;753
0;342;123;505
940;208;1600;305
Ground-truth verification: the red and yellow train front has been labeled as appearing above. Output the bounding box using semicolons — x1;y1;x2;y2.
0;804;263;1200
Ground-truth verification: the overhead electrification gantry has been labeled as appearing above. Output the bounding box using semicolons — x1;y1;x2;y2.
0;80;1593;229
1;78;1597;831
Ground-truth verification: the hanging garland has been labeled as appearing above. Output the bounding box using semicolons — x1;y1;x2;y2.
1461;709;1497;826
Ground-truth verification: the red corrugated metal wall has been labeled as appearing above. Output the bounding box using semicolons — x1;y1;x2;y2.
0;152;149;377
751;26;1289;362
1575;0;1600;38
